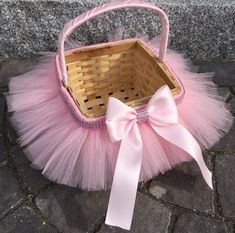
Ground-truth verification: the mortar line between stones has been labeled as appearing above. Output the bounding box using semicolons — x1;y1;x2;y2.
30;195;61;233
36;181;55;195
0;198;26;221
167;212;178;233
139;181;180;232
88;215;106;233
3;102;33;196
207;149;235;155
139;185;235;224
211;153;224;217
3;101;60;233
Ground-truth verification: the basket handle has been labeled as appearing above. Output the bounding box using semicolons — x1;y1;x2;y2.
58;0;169;85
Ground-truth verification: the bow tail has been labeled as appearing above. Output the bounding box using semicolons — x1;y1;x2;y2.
105;124;143;230
151;124;213;189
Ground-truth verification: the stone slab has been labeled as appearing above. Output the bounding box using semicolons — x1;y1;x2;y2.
0;132;8;166
215;153;235;219
0;98;8;164
149;155;214;214
174;213;233;233
35;184;109;233
5;118;18;147
0;97;5;123
98;192;171;233
0;167;24;217
11;145;51;194
0;204;58;233
231;96;235;115
0;0;234;60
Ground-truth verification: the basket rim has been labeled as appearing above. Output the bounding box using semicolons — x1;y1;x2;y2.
55;38;185;128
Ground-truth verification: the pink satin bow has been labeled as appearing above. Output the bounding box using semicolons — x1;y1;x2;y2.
105;85;213;230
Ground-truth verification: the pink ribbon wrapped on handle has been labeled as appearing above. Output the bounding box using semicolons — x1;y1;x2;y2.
105;85;213;230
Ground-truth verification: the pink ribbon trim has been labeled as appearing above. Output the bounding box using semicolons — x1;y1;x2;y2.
105;85;213;230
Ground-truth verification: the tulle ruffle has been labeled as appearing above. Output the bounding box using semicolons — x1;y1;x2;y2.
6;41;233;190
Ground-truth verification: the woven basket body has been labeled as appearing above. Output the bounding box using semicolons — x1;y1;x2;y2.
65;39;181;118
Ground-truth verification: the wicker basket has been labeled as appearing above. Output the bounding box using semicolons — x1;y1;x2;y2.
65;38;181;117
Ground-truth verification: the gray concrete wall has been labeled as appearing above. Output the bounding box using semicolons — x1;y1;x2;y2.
0;0;234;61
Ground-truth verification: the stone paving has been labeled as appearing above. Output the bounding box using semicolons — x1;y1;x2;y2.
0;60;234;233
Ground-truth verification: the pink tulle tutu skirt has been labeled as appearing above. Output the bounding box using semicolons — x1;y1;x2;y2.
6;43;233;190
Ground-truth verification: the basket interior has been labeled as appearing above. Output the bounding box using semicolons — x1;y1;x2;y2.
65;39;181;118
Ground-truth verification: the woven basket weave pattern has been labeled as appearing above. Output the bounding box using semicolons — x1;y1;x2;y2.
65;39;180;117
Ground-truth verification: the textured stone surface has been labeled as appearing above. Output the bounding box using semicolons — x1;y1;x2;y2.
5;119;18;147
149;156;214;213
0;131;8;165
99;192;171;233
231;96;235;114
35;185;109;233
0;0;234;60
0;167;24;216
215;153;235;219
174;213;233;233
11;145;50;194
0;204;58;233
0;97;5;123
0;98;8;164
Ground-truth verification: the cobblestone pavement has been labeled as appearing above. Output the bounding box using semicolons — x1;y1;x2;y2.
0;60;234;233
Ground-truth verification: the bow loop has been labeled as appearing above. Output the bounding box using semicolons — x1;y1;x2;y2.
106;97;137;142
147;85;179;126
